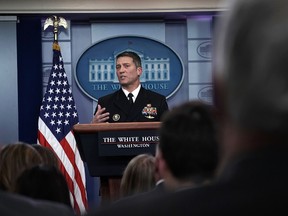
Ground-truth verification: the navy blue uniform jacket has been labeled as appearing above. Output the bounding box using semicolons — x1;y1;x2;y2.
95;87;169;122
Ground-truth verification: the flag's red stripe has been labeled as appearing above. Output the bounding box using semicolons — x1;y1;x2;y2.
60;137;88;209
59;163;81;215
59;135;86;196
38;130;85;213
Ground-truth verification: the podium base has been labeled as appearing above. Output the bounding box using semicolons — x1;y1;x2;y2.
100;177;121;206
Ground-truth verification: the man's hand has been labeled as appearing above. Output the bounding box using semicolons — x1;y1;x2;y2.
91;104;110;123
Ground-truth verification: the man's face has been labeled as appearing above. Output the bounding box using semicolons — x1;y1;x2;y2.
116;56;142;89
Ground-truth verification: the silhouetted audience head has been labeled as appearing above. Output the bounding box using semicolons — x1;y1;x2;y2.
15;164;72;208
214;0;288;133
213;0;288;168
32;144;59;168
120;154;156;197
0;142;43;191
157;100;218;190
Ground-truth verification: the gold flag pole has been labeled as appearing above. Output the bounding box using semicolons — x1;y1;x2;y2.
43;15;68;42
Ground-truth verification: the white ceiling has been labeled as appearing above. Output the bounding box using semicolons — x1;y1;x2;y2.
0;0;228;14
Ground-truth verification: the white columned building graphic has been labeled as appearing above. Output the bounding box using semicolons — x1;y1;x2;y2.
89;50;170;83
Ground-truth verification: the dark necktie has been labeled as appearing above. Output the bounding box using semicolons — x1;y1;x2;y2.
128;93;134;105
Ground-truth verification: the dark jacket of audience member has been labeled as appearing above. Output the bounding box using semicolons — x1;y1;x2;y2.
0;189;75;216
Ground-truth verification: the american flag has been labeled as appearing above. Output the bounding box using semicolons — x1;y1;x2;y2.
38;42;88;214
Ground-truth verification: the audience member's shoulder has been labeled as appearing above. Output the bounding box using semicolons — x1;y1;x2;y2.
91;183;169;216
0;190;75;216
87;191;172;216
114;186;164;207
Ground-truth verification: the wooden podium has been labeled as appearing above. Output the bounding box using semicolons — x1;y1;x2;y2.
73;122;161;204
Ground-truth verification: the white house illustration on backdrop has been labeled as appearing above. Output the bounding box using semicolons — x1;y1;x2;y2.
89;50;171;83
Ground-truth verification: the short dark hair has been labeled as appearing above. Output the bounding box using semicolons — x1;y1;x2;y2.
116;51;142;68
159;101;218;181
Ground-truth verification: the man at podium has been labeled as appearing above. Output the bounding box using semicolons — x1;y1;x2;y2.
91;51;169;123
88;51;169;204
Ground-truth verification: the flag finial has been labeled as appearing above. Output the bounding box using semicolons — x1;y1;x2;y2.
43;16;67;42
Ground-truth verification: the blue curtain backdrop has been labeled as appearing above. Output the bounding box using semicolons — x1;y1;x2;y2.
17;16;43;144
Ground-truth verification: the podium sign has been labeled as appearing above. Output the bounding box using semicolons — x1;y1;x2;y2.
73;122;161;177
98;130;159;156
